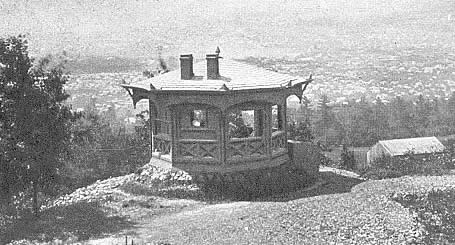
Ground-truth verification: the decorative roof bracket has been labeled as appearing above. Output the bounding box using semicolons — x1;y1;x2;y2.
120;84;149;109
291;74;313;103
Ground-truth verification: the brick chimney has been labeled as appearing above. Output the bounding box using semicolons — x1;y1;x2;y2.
206;54;220;79
180;54;194;80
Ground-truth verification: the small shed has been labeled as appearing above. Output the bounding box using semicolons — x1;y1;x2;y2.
367;136;446;165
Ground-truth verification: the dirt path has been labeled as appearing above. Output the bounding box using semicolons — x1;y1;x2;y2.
85;170;420;245
86;168;367;244
88;202;254;245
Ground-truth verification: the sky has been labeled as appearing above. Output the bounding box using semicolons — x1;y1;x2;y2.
0;0;453;59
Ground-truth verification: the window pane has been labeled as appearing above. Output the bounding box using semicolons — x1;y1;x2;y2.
272;105;279;131
228;109;261;138
191;109;207;127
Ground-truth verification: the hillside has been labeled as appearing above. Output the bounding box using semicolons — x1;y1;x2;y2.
6;164;455;244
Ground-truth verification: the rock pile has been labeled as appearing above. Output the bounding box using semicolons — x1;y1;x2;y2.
43;174;136;210
43;164;197;210
134;164;193;186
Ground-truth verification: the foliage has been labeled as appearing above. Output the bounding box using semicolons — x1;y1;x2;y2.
142;50;171;78
142;70;154;78
395;189;455;244
298;96;312;121
340;145;355;170
288;119;314;142
1;201;132;244
0;35;74;215
291;93;455;148
340;97;388;147
360;147;455;180
61;106;150;191
313;95;343;145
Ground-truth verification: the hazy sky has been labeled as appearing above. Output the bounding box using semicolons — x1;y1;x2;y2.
0;0;453;59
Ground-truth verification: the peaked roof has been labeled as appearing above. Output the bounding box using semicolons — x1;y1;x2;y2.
125;59;307;92
378;137;445;156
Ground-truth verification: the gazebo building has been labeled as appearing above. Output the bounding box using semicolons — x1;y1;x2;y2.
122;51;313;188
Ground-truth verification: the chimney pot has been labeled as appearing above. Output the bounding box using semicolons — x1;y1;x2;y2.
180;54;194;80
206;54;220;79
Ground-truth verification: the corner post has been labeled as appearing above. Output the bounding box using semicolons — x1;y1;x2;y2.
263;105;273;160
171;106;178;162
219;109;227;165
149;100;155;156
281;98;288;146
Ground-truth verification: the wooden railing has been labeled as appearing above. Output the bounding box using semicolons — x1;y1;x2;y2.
271;131;287;154
153;132;287;165
177;139;219;161
227;136;266;160
153;133;171;155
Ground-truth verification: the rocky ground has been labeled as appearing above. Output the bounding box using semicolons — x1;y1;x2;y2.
2;164;205;245
4;165;455;244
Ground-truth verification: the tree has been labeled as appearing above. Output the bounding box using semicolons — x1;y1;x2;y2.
426;98;451;136
446;92;455;134
371;97;390;142
414;94;432;136
340;145;355;170
298;95;312;121
389;96;417;139
346;97;377;146
288;119;314;142
0;35;73;216
314;95;343;146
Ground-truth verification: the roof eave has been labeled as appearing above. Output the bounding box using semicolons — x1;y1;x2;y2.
120;84;150;108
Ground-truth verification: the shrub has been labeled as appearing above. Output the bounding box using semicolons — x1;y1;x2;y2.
340;145;356;170
361;148;455;180
394;189;455;244
60;108;150;193
288;120;314;142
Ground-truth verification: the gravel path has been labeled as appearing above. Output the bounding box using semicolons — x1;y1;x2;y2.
87;174;455;244
127;190;417;244
11;166;455;244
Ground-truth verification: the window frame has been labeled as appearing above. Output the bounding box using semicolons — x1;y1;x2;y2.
227;105;265;139
189;109;208;128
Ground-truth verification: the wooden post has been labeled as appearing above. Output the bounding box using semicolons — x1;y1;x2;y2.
219;109;227;165
277;105;283;130
171;107;178;162
263;105;272;160
254;109;264;137
281;99;288;144
149;101;155;156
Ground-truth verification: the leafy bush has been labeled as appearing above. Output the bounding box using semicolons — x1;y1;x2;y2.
288;119;314;142
60;107;150;192
340;145;356;170
394;189;455;244
360;147;455;180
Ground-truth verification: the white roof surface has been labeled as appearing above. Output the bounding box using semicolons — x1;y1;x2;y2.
378;137;445;156
125;59;306;92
